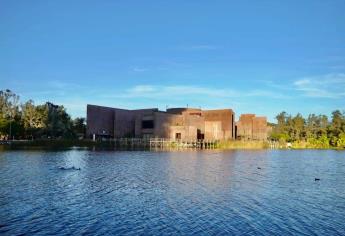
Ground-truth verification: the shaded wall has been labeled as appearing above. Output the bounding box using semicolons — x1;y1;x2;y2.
153;112;183;138
113;109;136;138
87;104;158;138
115;108;158;138
86;105;115;138
252;117;267;140
203;109;235;140
236;114;255;140
236;114;268;140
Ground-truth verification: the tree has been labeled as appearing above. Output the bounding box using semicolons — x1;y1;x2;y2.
330;110;345;136
337;133;345;148
270;111;290;142
72;117;86;137
331;110;343;127
0;89;20;139
276;112;287;128
290;113;305;141
306;114;318;139
40;102;73;138
0;118;10;139
21;100;46;138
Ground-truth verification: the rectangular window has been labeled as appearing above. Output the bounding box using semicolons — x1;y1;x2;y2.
175;133;181;139
190;112;202;116
142;120;154;129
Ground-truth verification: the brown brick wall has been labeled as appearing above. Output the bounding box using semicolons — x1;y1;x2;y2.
87;105;158;138
236;114;268;140
153;112;183;138
87;105;236;140
86;105;115;137
113;109;136;138
252;117;267;140
203;109;235;139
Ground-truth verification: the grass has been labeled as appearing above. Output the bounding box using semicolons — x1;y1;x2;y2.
216;140;269;149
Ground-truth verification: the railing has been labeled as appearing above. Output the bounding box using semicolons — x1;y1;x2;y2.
268;140;279;149
104;138;218;149
149;138;218;149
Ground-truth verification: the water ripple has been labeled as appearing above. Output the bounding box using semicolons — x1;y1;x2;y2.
1;150;345;235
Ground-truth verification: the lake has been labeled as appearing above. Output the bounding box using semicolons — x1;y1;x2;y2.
0;149;345;235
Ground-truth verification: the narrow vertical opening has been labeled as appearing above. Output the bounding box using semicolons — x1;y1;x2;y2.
232;114;234;138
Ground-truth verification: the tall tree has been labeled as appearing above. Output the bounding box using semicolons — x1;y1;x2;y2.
291;113;305;141
43;102;73;138
21;100;46;138
72;117;86;137
0;89;20;139
330;110;344;135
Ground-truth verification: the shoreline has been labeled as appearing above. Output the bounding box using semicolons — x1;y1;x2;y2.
0;139;344;151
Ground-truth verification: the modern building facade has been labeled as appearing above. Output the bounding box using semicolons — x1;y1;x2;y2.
235;114;268;140
87;105;235;140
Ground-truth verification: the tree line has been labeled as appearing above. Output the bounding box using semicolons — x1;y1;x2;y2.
1;89;345;148
0;89;86;140
269;111;345;148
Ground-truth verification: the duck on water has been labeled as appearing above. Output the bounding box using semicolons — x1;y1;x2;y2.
58;166;81;171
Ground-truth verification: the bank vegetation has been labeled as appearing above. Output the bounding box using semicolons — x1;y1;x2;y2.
269;111;345;149
1;89;344;150
0;89;86;140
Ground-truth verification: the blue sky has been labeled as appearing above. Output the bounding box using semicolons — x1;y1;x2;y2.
1;0;345;122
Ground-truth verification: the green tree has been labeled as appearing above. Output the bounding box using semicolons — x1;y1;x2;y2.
42;102;73;138
270;110;345;148
72;117;86;137
270;111;291;142
306;114;318;139
330;110;345;136
336;133;345;148
0;117;10;138
290;113;305;141
21;100;46;138
0;89;20;139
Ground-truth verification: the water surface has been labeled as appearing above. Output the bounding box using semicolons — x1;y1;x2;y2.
1;150;345;235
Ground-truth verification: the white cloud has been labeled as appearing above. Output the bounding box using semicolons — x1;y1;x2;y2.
294;79;310;86
103;84;290;101
129;85;156;93
293;73;345;98
246;90;290;99
117;85;238;99
132;67;149;72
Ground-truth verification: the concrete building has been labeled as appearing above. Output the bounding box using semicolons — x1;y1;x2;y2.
87;105;235;140
235;114;268;140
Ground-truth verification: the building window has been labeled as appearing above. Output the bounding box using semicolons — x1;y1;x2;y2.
142;120;154;129
175;133;181;140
